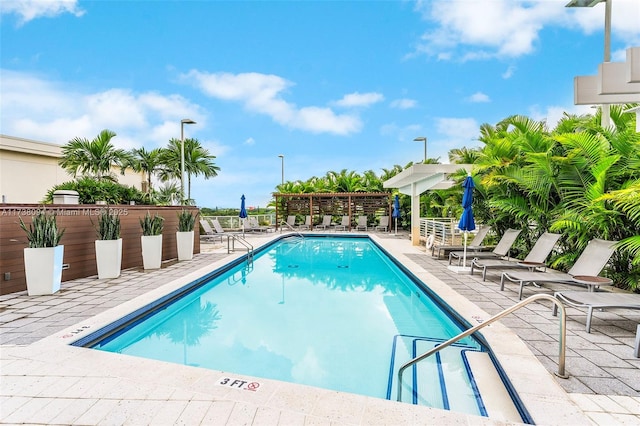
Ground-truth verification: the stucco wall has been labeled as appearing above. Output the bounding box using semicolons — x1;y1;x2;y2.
0;134;144;203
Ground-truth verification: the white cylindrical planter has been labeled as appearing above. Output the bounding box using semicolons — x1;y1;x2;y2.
141;235;163;270
176;231;194;261
95;238;122;279
23;245;64;296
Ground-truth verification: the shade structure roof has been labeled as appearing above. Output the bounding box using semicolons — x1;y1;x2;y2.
382;164;472;195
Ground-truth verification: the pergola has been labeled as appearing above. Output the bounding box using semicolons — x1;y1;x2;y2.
383;164;473;245
273;192;392;231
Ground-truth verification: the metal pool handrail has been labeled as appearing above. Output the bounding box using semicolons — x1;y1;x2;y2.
396;293;568;402
227;234;254;262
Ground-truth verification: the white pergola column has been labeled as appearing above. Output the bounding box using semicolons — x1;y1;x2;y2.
411;182;420;245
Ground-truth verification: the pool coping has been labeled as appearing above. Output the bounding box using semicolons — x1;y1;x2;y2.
22;233;589;424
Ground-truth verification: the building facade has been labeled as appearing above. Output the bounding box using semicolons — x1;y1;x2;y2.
0;134;144;204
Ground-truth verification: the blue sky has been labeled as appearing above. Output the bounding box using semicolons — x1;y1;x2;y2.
1;0;639;209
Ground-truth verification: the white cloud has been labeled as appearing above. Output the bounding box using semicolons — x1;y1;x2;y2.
413;0;640;61
502;65;516;79
390;98;417;109
244;137;256;146
467;92;491;103
183;70;361;135
0;69;202;149
334;92;384;108
435;117;480;145
529;103;593;129
0;0;84;25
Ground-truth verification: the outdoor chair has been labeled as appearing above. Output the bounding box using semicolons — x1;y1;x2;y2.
286;215;296;228
471;232;561;281
375;216;389;232
316;215;333;230
431;226;491;258
199;219;223;243
334;216;350;231
211;218;241;236
246;216;269;232
552;290;640;335
500;238;618;300
355;215;368;231
298;215;311;231
448;228;522;266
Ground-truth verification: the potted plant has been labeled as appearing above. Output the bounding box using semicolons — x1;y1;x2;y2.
19;209;65;295
176;209;196;261
140;211;164;269
93;207;122;279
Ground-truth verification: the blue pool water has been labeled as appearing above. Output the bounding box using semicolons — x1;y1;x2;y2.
79;236;494;415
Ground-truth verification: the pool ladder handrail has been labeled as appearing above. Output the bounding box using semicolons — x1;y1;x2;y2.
226;234;254;263
280;219;305;239
396;293;568;403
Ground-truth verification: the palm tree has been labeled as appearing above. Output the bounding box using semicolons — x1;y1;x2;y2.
159;138;220;203
59;129;130;181
128;147;164;192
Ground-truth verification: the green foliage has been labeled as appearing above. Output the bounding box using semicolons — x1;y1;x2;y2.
94;207;121;240
19;209;65;248
43;178;147;205
140;211;164;236
59;129;131;180
177;209;196;232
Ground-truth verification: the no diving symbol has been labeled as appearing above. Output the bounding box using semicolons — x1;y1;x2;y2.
246;382;260;391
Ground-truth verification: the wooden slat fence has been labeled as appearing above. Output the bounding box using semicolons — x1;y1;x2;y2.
0;204;200;295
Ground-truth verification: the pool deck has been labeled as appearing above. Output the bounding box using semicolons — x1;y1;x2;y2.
1;231;639;425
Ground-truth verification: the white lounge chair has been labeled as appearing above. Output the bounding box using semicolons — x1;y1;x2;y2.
375;216;389;232
199;219;223;243
286;215;296;228
431;226;491;258
552;290;640;335
355;215;368;231
246;216;269;232
298;215;311;231
500;238;618;300
449;229;522;266
334;216;350;231
316;215;333;230
471;232;561;281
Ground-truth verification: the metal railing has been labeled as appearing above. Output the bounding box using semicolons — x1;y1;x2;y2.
396;294;568;402
420;218;458;245
202;214;276;231
226;234;254;263
279;219;305;237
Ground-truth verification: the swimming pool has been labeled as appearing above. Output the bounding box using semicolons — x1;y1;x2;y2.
73;235;514;417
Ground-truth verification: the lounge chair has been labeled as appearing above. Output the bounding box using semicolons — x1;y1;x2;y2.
431;226;491;258
552;290;640;336
211;218;241;236
286;215;296;228
199;219;223;243
334;216;350;231
375;216;389;232
500;238;618;300
316;215;333;230
298;215;311;231
471;232;561;281
246;216;269;232
355;215;368;231
448;229;522;266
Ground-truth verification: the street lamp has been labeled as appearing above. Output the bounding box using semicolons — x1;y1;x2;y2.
278;154;284;185
180;118;196;205
566;0;612;127
413;137;427;163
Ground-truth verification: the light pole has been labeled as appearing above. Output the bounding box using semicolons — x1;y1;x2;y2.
278;154;284;185
413;137;427;163
180;118;196;205
566;0;612;127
